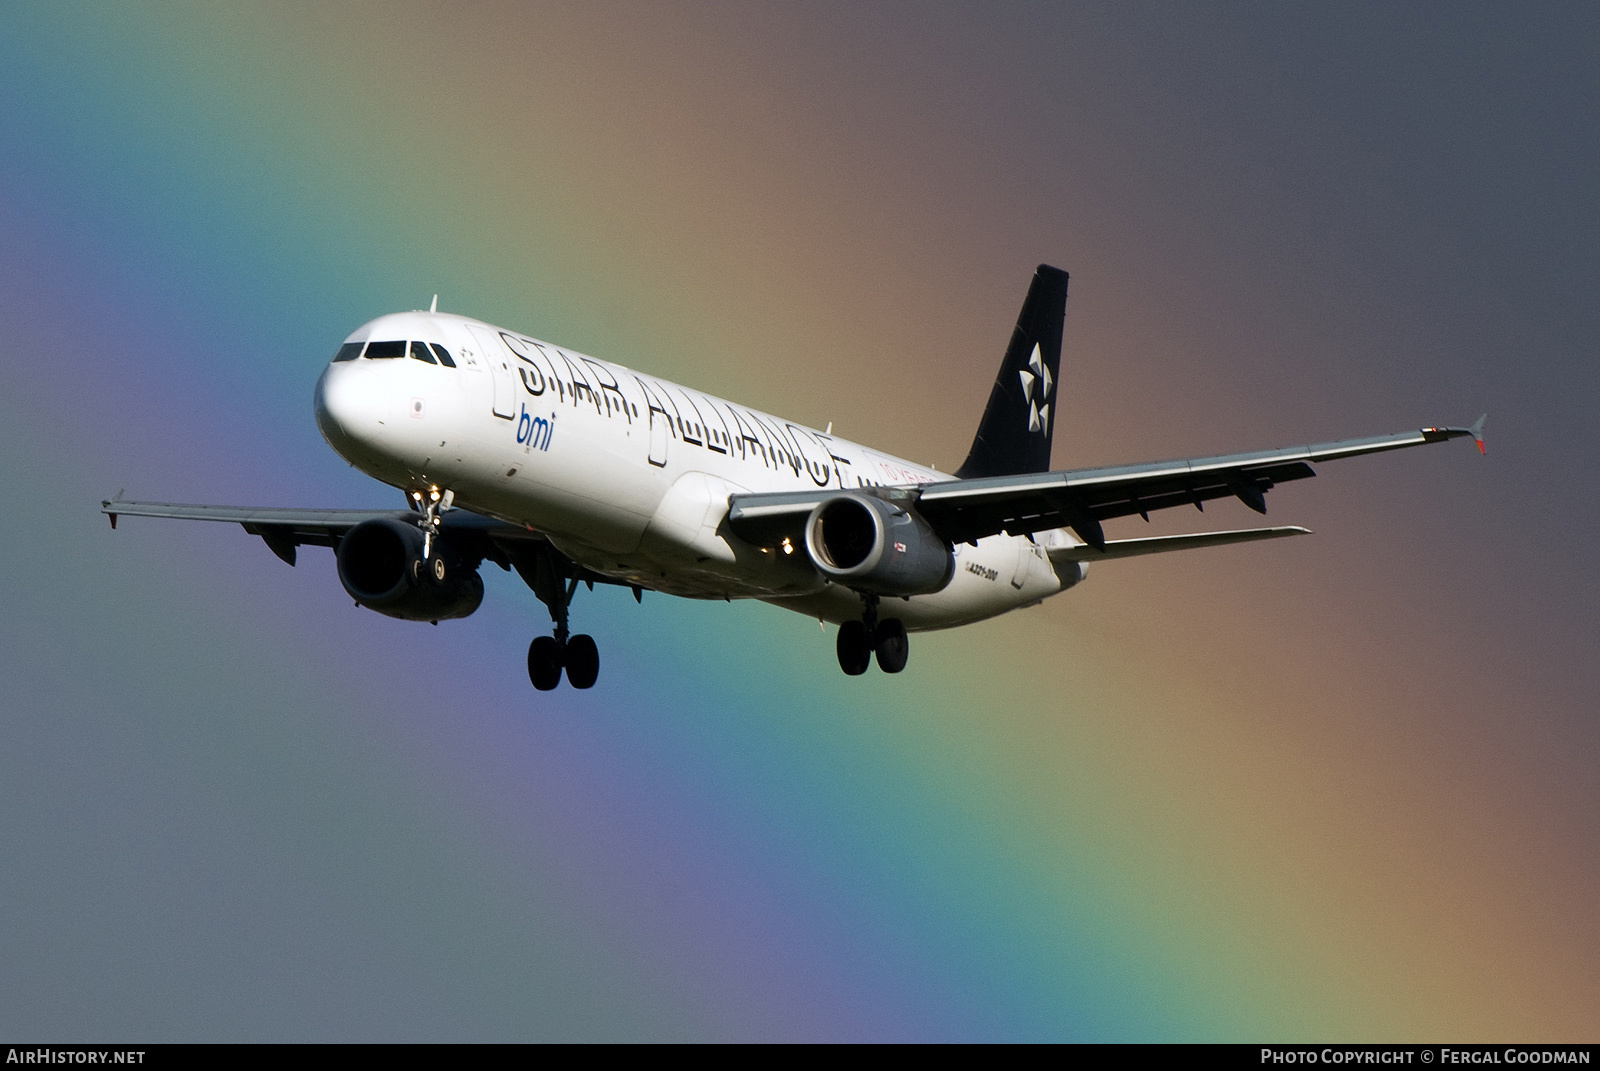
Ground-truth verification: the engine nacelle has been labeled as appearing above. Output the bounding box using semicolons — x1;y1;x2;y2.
336;518;484;621
803;494;955;596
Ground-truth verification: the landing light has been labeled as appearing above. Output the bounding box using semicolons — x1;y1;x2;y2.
781;537;793;555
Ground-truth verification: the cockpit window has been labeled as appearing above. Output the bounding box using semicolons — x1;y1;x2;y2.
332;342;364;362
429;343;457;368
364;340;405;359
409;340;437;364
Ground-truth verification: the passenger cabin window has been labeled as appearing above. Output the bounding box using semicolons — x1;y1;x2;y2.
429;343;457;367
364;340;405;359
409;340;437;364
332;342;364;362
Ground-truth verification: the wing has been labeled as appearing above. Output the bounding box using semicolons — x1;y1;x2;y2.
727;420;1485;550
100;497;547;567
98;495;650;601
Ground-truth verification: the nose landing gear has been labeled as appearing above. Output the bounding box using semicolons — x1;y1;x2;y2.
835;595;910;675
410;486;457;584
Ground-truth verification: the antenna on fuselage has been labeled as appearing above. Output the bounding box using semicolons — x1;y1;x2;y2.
430;294;438;313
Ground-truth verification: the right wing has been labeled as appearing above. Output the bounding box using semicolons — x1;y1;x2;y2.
100;496;547;567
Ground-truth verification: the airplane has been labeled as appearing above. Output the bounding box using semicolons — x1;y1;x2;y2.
102;265;1485;688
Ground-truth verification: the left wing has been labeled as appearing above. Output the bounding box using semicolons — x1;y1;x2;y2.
727;419;1485;550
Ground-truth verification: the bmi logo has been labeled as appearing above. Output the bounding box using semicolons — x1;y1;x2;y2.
1017;342;1052;435
517;404;553;451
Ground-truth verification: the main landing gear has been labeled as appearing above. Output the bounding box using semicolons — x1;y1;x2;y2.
528;631;598;691
524;556;599;691
836;595;909;676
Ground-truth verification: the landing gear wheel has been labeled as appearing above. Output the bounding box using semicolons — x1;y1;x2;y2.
528;636;563;691
874;618;909;674
565;634;599;689
836;620;872;676
427;555;448;584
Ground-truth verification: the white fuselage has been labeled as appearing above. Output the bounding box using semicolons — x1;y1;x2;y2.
314;310;1083;630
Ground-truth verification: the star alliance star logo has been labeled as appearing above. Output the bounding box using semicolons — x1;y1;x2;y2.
1017;342;1052;434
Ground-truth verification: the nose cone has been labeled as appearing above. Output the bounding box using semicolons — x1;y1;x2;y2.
315;362;386;462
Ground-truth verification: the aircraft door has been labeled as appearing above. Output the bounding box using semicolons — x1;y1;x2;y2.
639;380;670;467
650;408;670;466
466;325;517;420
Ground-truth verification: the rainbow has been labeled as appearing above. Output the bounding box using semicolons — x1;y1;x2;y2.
0;4;1591;1040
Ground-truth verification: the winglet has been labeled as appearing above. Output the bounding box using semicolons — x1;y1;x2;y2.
1420;417;1488;454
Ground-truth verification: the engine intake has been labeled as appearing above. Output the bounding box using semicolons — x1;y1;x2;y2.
804;494;954;596
336;518;483;621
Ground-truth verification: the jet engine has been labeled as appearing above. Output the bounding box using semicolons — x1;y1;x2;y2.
803;493;955;596
336;517;484;621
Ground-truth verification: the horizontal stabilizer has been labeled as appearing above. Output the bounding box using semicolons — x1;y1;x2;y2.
1047;525;1311;563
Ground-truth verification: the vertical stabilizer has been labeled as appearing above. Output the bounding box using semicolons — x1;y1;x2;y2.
955;265;1068;479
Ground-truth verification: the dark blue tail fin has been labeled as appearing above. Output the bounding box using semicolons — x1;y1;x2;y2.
954;265;1068;479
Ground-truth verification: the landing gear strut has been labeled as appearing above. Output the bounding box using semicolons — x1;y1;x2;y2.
410;487;456;584
410;487;454;559
523;553;599;690
835;595;910;675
